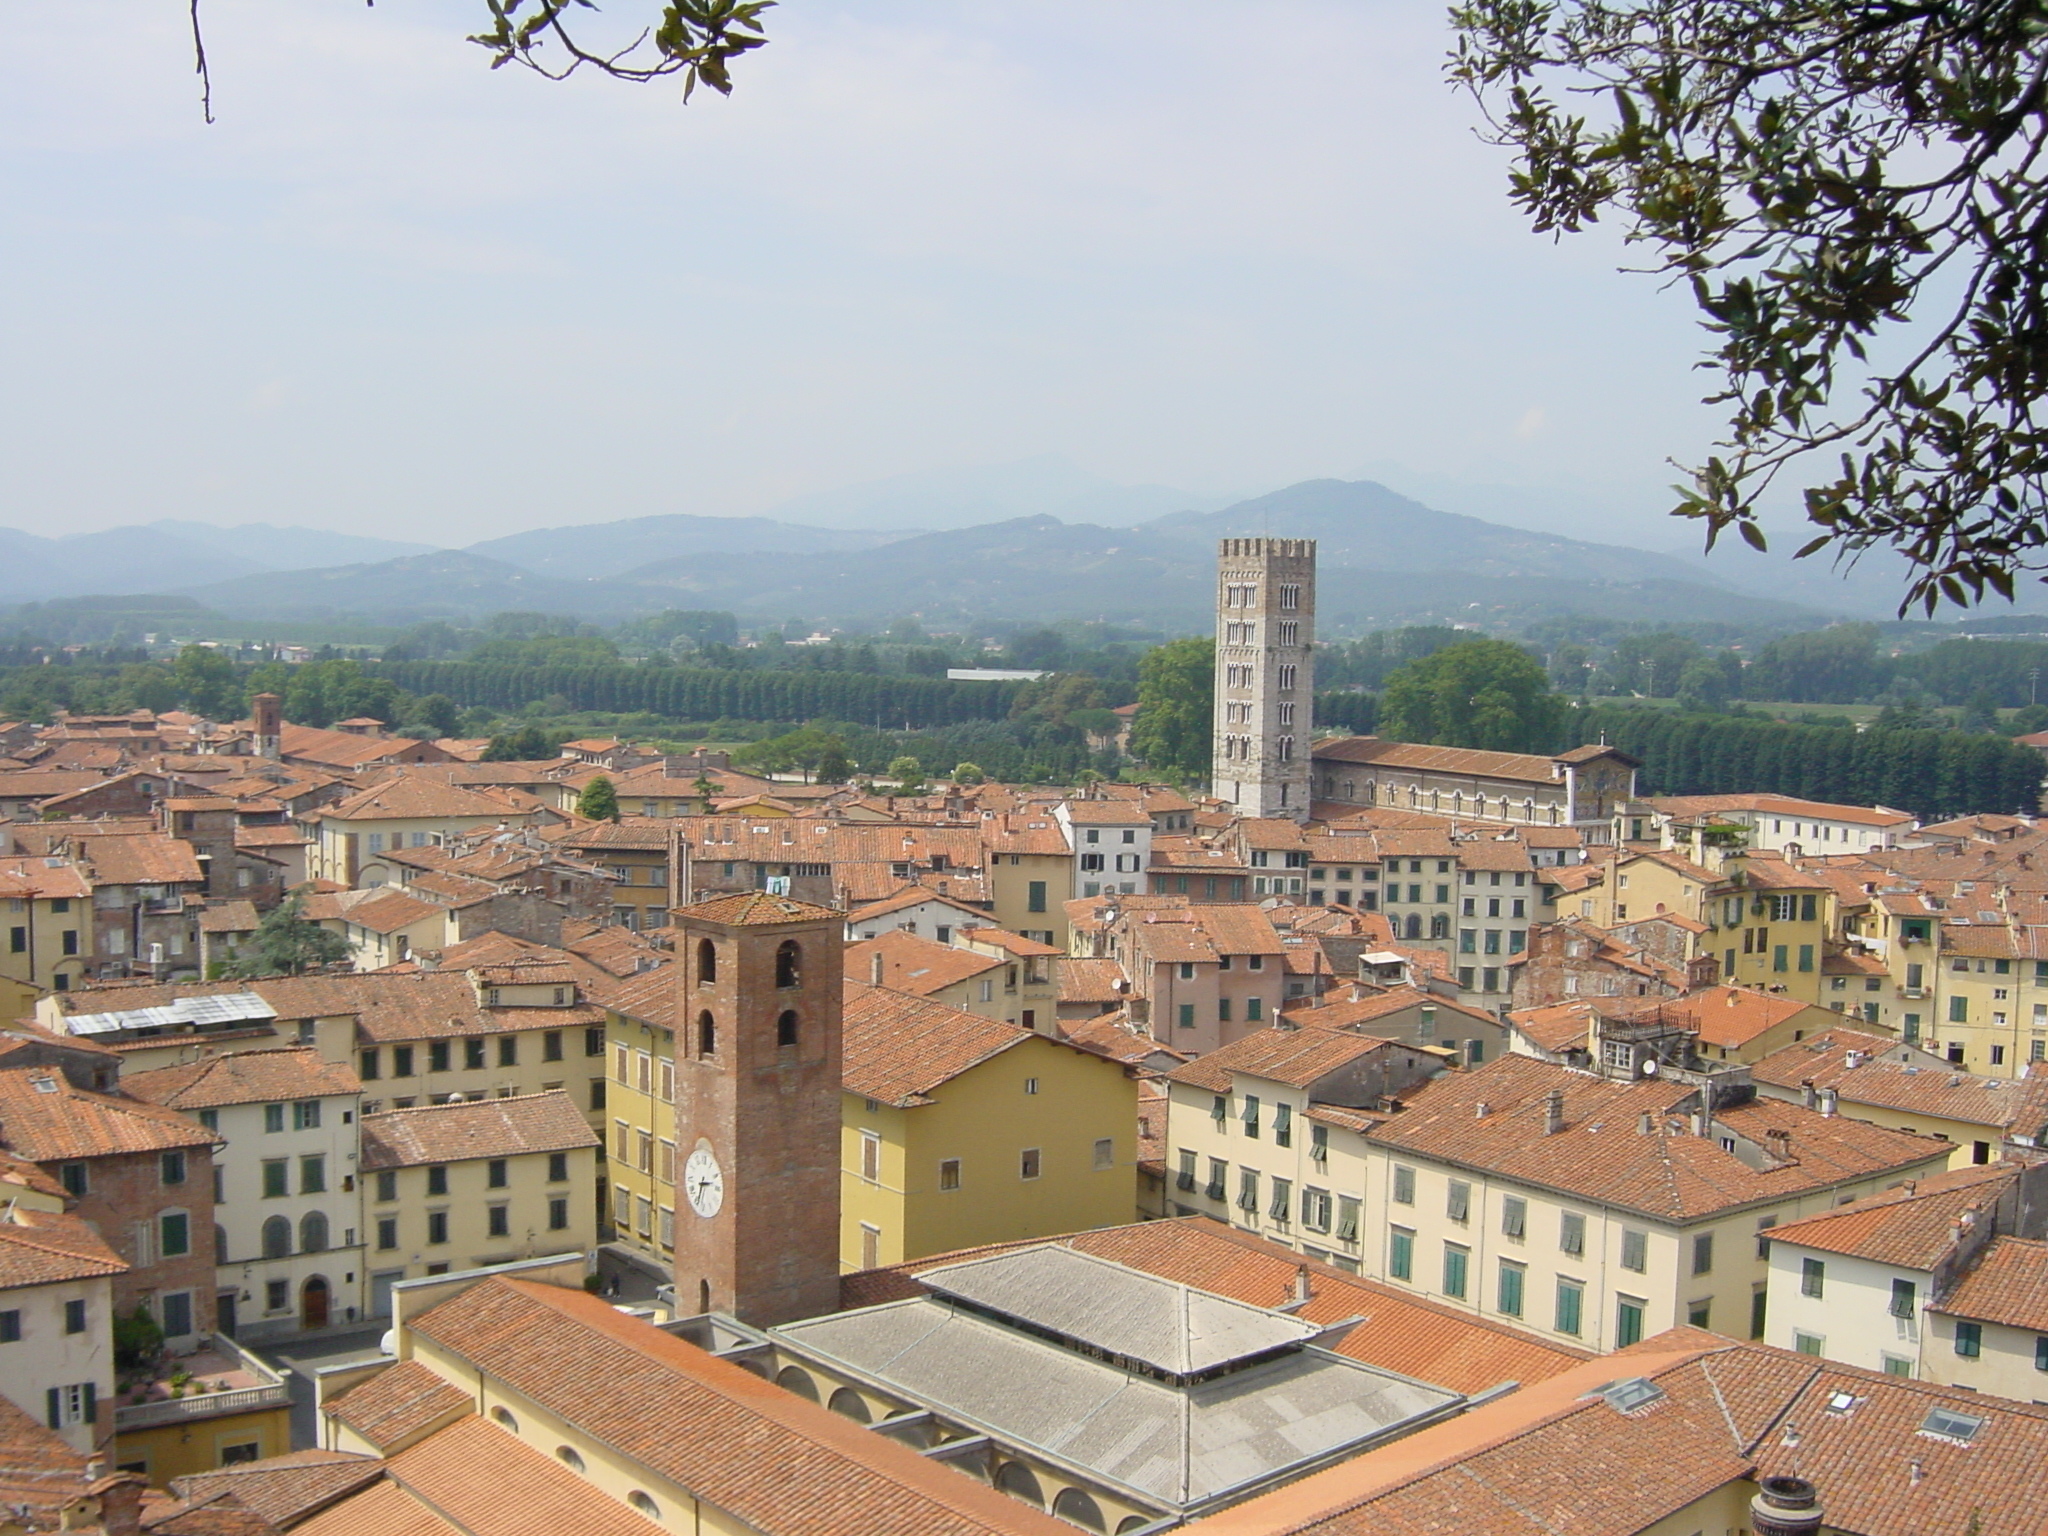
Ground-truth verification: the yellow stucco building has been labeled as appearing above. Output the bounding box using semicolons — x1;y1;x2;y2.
837;982;1138;1271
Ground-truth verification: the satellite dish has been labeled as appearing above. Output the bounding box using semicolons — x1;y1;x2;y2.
1641;1058;1660;1076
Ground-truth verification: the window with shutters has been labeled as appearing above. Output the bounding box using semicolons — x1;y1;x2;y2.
1501;1196;1526;1241
1206;1159;1228;1201
1268;1177;1292;1223
1442;1244;1469;1299
1336;1195;1360;1243
1620;1228;1648;1272
1802;1257;1826;1298
1237;1167;1260;1212
1560;1210;1585;1255
1497;1262;1525;1317
1389;1226;1414;1280
1447;1180;1470;1224
1693;1232;1714;1275
1303;1186;1331;1231
1392;1165;1416;1205
1273;1102;1292;1147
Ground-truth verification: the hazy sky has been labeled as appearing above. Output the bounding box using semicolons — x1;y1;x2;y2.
0;1;1727;549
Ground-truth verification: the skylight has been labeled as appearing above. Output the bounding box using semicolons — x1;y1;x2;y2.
1920;1406;1985;1443
1587;1377;1665;1414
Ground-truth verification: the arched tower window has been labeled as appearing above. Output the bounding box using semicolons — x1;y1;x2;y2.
697;1011;716;1058
696;937;717;986
775;940;801;990
777;1010;798;1048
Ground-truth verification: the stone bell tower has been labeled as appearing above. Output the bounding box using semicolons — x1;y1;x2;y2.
1212;537;1316;821
670;891;844;1327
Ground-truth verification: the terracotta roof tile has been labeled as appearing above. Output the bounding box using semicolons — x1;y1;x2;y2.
845;887;988;925
843;932;1002;997
1368;1056;1948;1222
1167;1020;1418;1094
324;1359;472;1454
75;834;206;888
1932;1235;2048;1332
372;1414;666;1536
169;1450;384;1529
124;1049;362;1112
405;1277;1073;1536
322;777;516;823
0;1067;219;1161
840;983;1033;1107
0;1205;127;1287
288;1477;457;1536
1766;1163;2015;1269
1310;736;1566;785
1055;957;1128;1006
359;1092;597;1170
1752;1029;2048;1131
675;891;840;926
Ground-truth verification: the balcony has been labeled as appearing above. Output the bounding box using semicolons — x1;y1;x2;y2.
140;897;187;916
113;1337;288;1430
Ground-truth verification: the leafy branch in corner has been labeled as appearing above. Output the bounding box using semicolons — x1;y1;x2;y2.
1450;0;2048;614
466;0;774;94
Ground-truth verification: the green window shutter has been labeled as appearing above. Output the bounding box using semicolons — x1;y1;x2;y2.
1801;894;1816;922
1798;945;1814;972
1027;881;1046;913
46;1388;59;1430
82;1383;95;1427
1178;1004;1194;1029
1951;996;1970;1024
1773;945;1788;972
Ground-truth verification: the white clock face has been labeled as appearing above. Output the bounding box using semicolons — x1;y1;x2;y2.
684;1145;725;1219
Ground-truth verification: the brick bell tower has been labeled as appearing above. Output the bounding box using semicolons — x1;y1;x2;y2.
671;891;844;1327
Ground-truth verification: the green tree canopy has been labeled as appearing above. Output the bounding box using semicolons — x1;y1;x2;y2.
1130;636;1214;785
220;891;350;979
1453;0;2048;611
1379;639;1562;754
577;775;620;821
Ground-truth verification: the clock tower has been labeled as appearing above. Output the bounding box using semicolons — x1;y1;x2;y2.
671;891;844;1327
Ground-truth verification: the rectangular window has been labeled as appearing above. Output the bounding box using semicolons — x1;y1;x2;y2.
264;1103;285;1134
1692;1231;1713;1275
1497;1262;1525;1317
1442;1243;1469;1299
859;1131;880;1182
429;1041;451;1073
1273;1102;1292;1148
487;1204;509;1238
1093;1138;1115;1172
261;1160;288;1199
1178;1003;1195;1030
487;1158;508;1189
0;1310;17;1343
427;1211;449;1245
392;1046;415;1077
1955;1320;1982;1358
1206;1158;1228;1201
1242;1095;1260;1138
1556;1280;1583;1336
552;1198;572;1232
465;1039;486;1070
586;1026;606;1057
543;1030;563;1062
1501;1196;1526;1240
159;1211;190;1258
1891;1278;1917;1319
548;1151;569;1183
293;1100;321;1131
1951;995;1970;1024
1303;1187;1331;1232
1392;1165;1415;1205
1801;1257;1825;1298
1616;1296;1645;1348
1389;1226;1413;1281
1020;1148;1041;1181
939;1158;962;1192
1793;1330;1824;1357
1798;944;1815;972
1237;1167;1260;1212
1446;1180;1470;1224
376;1218;398;1250
359;1048;381;1080
498;1037;517;1068
300;1156;326;1195
1310;1123;1328;1163
1620;1228;1647;1272
427;1166;448;1197
1336;1195;1360;1242
160;1150;186;1186
160;1292;192;1338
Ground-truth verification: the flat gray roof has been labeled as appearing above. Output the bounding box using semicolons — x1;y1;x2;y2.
915;1245;1316;1376
773;1294;1458;1510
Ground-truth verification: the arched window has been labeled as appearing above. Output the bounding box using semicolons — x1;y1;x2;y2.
627;1492;660;1519
828;1387;873;1424
775;940;801;989
698;1278;711;1315
1403;914;1423;941
777;1010;798;1048
696;937;717;986
300;1211;329;1253
1429;914;1450;940
697;1011;716;1058
1116;1519;1155;1535
1053;1488;1107;1532
261;1215;291;1259
995;1462;1046;1510
490;1406;519;1431
555;1446;585;1472
775;1366;820;1402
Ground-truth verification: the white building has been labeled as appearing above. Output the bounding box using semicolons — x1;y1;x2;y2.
1212;537;1316;822
122;1048;366;1341
1055;799;1153;899
0;1202;123;1453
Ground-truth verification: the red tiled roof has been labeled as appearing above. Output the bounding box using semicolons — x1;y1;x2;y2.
404;1277;1073;1536
359;1092;597;1170
0;1205;127;1287
841;983;1033;1107
843;931;1001;997
325;1360;470;1454
1931;1236;2048;1332
0;1067;219;1161
1167;1021;1415;1093
1765;1163;2014;1269
676;891;840;926
169;1450;384;1529
124;1048;360;1111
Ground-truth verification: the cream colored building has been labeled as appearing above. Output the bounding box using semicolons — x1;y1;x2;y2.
123;1048;367;1340
359;1093;598;1312
1926;1235;2048;1400
0;1205;122;1454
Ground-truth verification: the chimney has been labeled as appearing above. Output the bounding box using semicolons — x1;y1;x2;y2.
1294;1264;1312;1305
1638;1111;1654;1135
1800;1079;1817;1110
1544;1088;1565;1136
1749;1476;1823;1536
1476;1102;1492;1120
1819;1088;1838;1117
869;952;884;986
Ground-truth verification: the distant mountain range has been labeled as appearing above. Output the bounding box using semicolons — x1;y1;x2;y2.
0;521;433;604
156;479;1831;632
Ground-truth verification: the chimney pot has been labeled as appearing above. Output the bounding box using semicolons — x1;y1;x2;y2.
1544;1088;1565;1136
1749;1476;1822;1536
1294;1264;1312;1304
1638;1112;1654;1135
1800;1080;1817;1109
869;952;884;986
1476;1102;1491;1119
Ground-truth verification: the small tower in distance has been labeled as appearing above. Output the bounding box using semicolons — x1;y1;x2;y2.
670;891;844;1327
251;692;282;761
1211;537;1316;822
